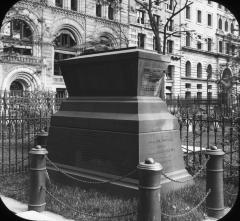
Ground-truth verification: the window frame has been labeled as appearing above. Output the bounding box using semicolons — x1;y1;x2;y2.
197;10;202;24
185;61;191;77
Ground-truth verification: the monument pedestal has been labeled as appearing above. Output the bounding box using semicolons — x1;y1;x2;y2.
47;49;192;192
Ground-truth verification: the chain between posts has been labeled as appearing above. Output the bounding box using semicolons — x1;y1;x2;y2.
162;189;211;218
42;186;136;219
162;158;209;183
46;156;137;185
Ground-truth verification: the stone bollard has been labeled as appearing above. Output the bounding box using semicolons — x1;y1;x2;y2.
28;145;48;212
35;130;48;148
137;158;162;221
206;145;225;219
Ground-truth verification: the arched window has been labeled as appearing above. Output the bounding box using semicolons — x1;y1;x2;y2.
1;19;33;55
54;30;78;75
206;64;212;79
54;31;77;48
185;61;191;77
218;18;222;30
231;23;234;34
2;19;32;40
197;63;202;78
225;21;228;32
99;35;113;48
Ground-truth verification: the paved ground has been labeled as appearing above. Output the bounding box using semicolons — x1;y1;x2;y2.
0;195;74;221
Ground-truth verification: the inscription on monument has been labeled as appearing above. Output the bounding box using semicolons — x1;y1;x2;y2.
139;130;184;172
141;67;165;96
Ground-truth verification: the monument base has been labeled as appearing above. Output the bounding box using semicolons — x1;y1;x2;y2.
47;96;192;192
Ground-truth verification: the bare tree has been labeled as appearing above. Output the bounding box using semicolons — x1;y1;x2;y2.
99;0;193;54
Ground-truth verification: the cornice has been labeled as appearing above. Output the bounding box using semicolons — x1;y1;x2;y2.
182;46;233;59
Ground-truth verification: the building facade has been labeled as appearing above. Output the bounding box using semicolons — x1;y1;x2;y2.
0;0;239;99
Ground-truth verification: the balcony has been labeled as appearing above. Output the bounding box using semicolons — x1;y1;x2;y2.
0;53;42;65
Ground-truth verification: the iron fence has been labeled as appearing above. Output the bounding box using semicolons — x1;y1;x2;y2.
0;92;239;179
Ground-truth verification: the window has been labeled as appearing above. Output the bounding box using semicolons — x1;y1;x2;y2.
108;5;114;20
231;44;236;55
197;92;202;99
54;31;77;76
56;88;67;98
219;40;223;53
207;92;212;100
197;35;202;49
137;10;145;24
166;86;172;99
167;0;173;10
153;14;160;24
185;83;191;88
231;23;234;34
56;0;63;8
167;40;173;53
96;4;102;17
208;1;211;5
218;18;222;29
197;63;202;78
185;61;191;77
167;19;174;31
197;10;202;23
186;5;190;19
186;32;191;47
207;14;212;26
226;42;230;54
185;91;191;99
208;85;212;89
155;0;160;6
207;38;212;51
218;4;222;9
225;21;228;32
167;65;174;80
71;0;77;11
3;19;33;41
197;84;202;89
207;65;212;79
2;19;33;55
138;33;145;48
153;36;157;51
54;32;76;48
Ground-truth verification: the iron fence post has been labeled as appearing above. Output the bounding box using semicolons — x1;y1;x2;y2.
137;158;162;221
206;145;225;219
28;145;48;212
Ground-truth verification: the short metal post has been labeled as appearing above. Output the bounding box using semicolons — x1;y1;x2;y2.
28;145;48;212
35;130;48;148
206;146;225;219
137;158;162;221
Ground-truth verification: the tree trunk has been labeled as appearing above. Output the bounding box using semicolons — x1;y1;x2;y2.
163;26;167;55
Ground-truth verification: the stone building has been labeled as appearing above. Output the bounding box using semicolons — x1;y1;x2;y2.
0;0;239;99
0;0;130;96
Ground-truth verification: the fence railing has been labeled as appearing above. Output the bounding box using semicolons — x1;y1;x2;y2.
0;94;239;178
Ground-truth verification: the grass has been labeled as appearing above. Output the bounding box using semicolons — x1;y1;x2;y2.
0;171;238;221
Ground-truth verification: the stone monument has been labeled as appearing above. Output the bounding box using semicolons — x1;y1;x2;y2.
47;48;192;191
